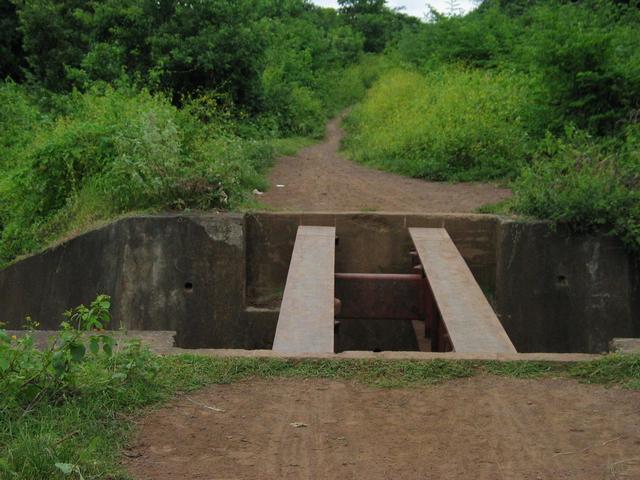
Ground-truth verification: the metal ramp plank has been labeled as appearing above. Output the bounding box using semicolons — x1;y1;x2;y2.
273;226;336;354
409;228;516;354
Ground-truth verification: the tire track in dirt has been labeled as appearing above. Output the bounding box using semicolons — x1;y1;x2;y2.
125;376;640;480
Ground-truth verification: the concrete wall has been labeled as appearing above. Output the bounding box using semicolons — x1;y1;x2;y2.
0;214;249;348
1;212;638;353
496;220;640;353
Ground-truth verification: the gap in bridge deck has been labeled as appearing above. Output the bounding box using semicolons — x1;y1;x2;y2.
334;318;427;353
271;224;517;355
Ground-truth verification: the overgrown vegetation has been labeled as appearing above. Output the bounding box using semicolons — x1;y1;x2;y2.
343;67;533;180
344;0;640;251
3;0;637;258
511;127;640;248
2;297;639;479
0;86;276;264
0;295;161;479
0;0;406;267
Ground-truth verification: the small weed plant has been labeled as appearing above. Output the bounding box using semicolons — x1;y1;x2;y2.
0;295;155;414
0;295;158;478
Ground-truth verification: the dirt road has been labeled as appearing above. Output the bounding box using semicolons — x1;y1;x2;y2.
259;115;512;212
125;376;640;480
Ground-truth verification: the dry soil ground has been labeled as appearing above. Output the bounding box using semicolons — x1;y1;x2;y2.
258;115;512;212
125;376;640;480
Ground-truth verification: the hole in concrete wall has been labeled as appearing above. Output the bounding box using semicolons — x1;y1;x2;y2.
184;282;193;291
556;275;569;287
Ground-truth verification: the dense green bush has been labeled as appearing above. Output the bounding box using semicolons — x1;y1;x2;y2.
343;67;533;180
338;0;420;53
0;81;42;172
394;4;515;68
260;15;343;137
14;0;271;99
515;0;640;135
317;54;392;116
0;0;23;80
512;127;640;251
0;85;273;266
0;295;154;413
394;0;640;137
7;0;388;135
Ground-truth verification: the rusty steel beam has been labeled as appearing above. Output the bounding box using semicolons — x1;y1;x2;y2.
335;273;422;282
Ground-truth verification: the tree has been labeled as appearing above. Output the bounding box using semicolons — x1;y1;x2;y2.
338;0;413;53
15;0;90;90
338;0;386;15
447;0;462;16
0;0;24;80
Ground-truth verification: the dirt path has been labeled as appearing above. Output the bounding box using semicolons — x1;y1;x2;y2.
125;376;640;480
259;115;512;212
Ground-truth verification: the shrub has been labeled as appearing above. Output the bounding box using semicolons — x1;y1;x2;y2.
394;4;515;69
316;54;391;117
0;86;273;266
0;82;42;173
343;67;533;181
259;15;370;137
0;295;161;479
0;295;157;414
517;0;640;135
511;127;640;251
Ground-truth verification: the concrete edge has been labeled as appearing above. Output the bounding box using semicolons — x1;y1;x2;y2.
611;338;640;354
164;348;600;363
246;211;503;220
7;330;601;362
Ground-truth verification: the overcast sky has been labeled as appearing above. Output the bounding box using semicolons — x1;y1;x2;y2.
311;0;478;18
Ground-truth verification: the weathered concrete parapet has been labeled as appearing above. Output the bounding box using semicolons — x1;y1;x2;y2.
1;212;638;353
495;220;640;353
0;214;248;349
170;214;247;348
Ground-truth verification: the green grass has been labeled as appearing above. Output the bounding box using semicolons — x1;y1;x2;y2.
269;136;317;157
481;354;640;388
475;198;513;215
480;360;560;378
568;354;640;390
2;353;640;479
158;356;476;390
